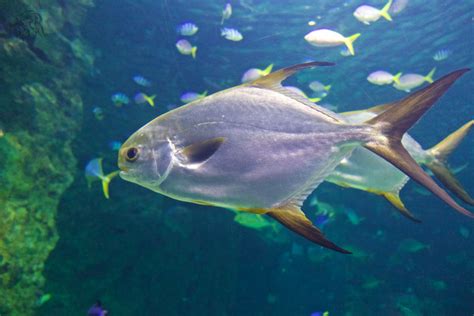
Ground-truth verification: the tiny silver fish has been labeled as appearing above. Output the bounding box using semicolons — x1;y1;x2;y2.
221;28;243;41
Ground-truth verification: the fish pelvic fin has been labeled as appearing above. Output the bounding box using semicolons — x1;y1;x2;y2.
382;192;421;223
267;203;351;254
343;33;361;56
392;72;402;85
363;68;474;218
425;120;474;205
380;0;393;21
102;170;119;199
425;67;436;83
191;46;197;59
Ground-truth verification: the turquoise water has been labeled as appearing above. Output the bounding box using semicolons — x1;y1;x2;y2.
1;0;473;315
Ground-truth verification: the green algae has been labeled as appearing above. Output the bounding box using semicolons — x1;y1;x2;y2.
0;0;95;314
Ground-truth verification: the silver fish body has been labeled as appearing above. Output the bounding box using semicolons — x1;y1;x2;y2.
119;86;370;210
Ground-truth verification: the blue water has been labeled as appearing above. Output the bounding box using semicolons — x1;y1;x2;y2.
37;0;474;315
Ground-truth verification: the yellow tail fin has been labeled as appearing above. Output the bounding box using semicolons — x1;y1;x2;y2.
425;120;474;205
191;46;197;59
324;84;332;91
102;171;119;199
380;0;393;21
392;72;402;85
424;67;436;83
144;94;156;107
363;69;473;218
260;64;274;76
344;33;361;56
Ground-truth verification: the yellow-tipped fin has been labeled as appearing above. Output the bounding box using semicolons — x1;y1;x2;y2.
424;67;436;83
144;94;156;107
266;203;351;254
324;84;332;91
102;171;119;199
392;72;402;85
343;33;361;56
308;97;322;103
260;64;274;76
191;46;197;59
380;0;393;21
425;120;474;205
364;68;473;218
382;192;421;223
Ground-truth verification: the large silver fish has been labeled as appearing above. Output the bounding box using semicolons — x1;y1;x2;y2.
118;62;471;253
327;105;474;222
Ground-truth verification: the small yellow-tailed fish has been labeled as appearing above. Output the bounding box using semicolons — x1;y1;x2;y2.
394;68;436;92
85;158;119;199
354;0;393;25
241;64;274;83
304;29;361;55
134;92;156;107
118;62;472;253
176;39;197;58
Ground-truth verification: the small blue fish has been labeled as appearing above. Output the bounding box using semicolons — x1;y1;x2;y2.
134;92;156;106
88;301;108;316
433;49;451;62
85;158;119;199
221;3;232;24
311;312;329;316
314;214;330;228
92;107;104;120
221;28;243;41
177;22;198;36
108;141;122;151
111;93;129;106
180;91;208;103
133;75;151;87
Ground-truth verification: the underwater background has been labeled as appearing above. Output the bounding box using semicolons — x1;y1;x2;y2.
0;0;473;315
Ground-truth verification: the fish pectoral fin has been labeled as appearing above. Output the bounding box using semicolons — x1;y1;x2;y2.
266;203;351;254
382;192;421;223
179;137;226;163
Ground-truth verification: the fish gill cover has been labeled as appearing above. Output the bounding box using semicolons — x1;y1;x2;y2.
0;0;473;315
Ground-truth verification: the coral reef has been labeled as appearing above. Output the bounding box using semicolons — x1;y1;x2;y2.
0;0;94;314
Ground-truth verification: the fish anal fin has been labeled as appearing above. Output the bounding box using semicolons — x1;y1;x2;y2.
382;192;421;223
180;137;226;163
267;203;351;254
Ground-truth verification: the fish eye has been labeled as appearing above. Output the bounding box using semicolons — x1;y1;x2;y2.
125;147;139;162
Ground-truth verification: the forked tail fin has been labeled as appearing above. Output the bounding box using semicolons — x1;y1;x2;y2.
363;68;473;218
102;171;120;199
425;120;474;205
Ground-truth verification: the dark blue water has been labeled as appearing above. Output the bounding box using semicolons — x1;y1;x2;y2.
38;0;473;315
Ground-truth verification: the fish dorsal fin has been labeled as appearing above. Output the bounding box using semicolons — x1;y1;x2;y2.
247;62;343;123
266;202;350;254
248;61;335;89
179;137;226;164
340;103;393;117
